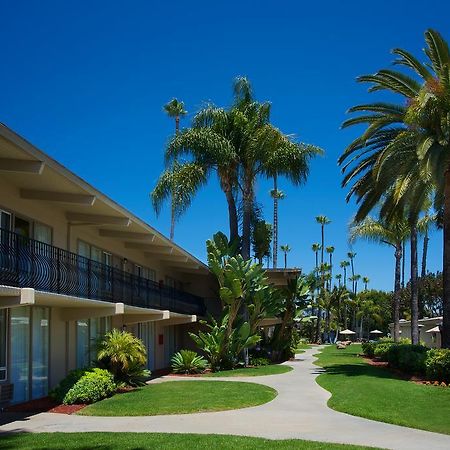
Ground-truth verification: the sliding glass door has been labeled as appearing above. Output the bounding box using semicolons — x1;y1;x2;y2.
31;307;49;398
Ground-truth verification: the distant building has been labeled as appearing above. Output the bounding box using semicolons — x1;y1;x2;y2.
389;317;442;348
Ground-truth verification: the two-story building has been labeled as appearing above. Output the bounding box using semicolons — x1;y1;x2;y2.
0;123;218;404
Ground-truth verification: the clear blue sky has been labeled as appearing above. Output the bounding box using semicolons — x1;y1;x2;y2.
1;0;448;290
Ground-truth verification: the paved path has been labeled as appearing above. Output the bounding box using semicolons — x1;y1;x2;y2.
1;346;450;449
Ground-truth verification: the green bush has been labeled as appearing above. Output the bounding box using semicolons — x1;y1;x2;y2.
49;369;89;403
171;350;208;374
374;342;395;361
250;357;271;366
387;344;428;374
63;368;116;405
425;348;450;383
361;342;376;357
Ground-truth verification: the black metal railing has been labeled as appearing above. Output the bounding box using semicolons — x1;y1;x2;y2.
0;228;206;316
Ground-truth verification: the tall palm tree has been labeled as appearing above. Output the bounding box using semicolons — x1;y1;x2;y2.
335;273;342;288
316;216;331;266
353;274;361;294
326;246;335;287
162;99;188;240
363;276;370;291
347;252;356;293
339;29;450;347
164;98;187;133
418;212;437;278
340;260;350;287
270;186;285;268
280;244;291;269
349;216;410;341
312;243;321;271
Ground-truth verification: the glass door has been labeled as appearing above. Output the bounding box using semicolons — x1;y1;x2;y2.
31;307;49;398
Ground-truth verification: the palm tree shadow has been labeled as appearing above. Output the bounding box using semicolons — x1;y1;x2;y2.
324;363;399;380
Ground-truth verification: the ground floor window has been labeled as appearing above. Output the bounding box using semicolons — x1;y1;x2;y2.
76;317;111;368
138;322;155;370
164;326;177;367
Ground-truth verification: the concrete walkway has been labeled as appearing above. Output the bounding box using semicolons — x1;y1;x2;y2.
1;346;450;449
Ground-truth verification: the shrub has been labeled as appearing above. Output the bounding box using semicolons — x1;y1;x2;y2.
387;344;428;374
97;330;150;386
361;342;376;357
426;348;450;383
49;368;89;403
250;357;271;366
63;368;116;405
374;342;395;361
171;350;208;374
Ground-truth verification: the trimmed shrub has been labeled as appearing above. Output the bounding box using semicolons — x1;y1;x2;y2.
374;342;395;361
63;368;116;405
426;348;450;383
49;368;89;403
387;344;428;374
250;357;271;366
361;342;376;357
171;350;208;374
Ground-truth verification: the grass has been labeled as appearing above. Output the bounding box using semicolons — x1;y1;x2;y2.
0;432;383;449
295;342;312;354
315;344;450;435
78;380;276;416
203;364;292;377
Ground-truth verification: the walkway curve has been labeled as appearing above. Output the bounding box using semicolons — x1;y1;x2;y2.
1;346;450;450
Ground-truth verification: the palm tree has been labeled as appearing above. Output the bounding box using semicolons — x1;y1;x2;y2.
162;99;188;240
312;243;321;271
418;211;438;278
151;162;207;240
340;260;350;287
339;29;450;347
326;246;335;287
252;221;273;264
350;216;410;341
356;298;382;339
363;276;370;291
270;187;285;268
353;274;361;294
316;216;331;266
167;77;321;259
280;244;291;269
335;273;342;288
347;252;356;293
164;98;187;133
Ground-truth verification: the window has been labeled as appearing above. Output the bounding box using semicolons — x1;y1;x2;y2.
77;317;111;368
31;308;49;398
0;210;11;232
33;222;52;245
0;310;7;381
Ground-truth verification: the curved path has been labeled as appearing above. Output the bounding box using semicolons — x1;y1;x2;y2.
1;347;450;450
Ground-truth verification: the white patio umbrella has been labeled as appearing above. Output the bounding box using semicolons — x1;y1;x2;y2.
426;326;440;333
339;329;356;335
369;330;383;335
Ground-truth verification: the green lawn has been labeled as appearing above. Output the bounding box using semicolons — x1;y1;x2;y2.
78;380;276;416
315;344;450;435
296;343;312;354
0;433;382;449
203;364;292;377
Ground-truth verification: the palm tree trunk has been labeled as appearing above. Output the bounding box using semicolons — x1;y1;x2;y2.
224;188;239;245
343;267;347;288
241;177;253;260
350;257;355;294
284;251;287;269
421;230;429;278
410;226;419;345
401;241;406;288
393;243;402;342
442;168;450;348
272;174;278;269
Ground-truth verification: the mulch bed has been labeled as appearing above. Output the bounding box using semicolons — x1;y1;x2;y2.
5;396;87;415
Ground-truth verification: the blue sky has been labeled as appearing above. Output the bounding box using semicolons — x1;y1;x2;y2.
1;0;448;290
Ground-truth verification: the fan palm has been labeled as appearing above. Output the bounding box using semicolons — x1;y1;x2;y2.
164;98;187;133
350;216;410;341
312;243;321;271
340;260;350;287
339;29;450;347
335;273;342;288
326;246;335;287
280;244;291;268
270;187;285;268
362;276;370;291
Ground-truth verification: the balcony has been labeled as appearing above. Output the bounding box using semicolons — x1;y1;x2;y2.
0;228;206;316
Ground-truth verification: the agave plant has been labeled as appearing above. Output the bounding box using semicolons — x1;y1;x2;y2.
171;350;208;374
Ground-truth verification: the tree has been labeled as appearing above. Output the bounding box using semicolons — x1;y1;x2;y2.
339;29;450;347
340;260;350;287
418;212;438;278
312;243;321;270
270;187;285;268
316;216;331;266
252;221;273;264
326;246;335;288
347;252;356;293
335;274;342;288
350;216;409;341
163;99;188;240
363;276;370;291
280;244;291;269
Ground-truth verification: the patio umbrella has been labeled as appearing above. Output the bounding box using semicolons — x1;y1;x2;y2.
339;329;356;335
369;330;383;335
425;326;440;333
